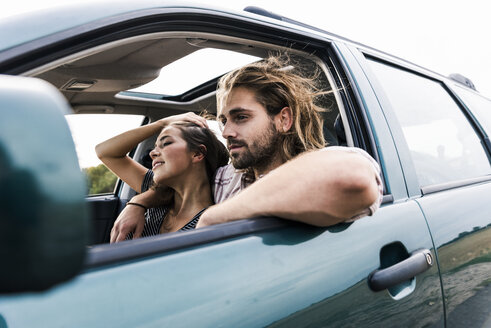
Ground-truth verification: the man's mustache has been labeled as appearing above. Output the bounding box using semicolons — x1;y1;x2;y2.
227;139;247;150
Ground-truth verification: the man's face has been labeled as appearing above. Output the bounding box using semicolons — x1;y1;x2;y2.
218;87;282;173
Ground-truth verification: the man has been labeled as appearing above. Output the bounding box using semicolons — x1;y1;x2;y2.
110;56;383;242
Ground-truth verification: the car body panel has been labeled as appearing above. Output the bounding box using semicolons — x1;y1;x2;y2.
416;186;491;327
0;201;442;327
351;45;491;326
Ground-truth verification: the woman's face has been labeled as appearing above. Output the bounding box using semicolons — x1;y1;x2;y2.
150;126;195;185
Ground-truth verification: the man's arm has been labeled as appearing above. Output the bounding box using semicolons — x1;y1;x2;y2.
197;148;382;228
110;189;161;243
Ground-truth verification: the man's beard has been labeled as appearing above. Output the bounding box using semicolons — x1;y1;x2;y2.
229;121;281;171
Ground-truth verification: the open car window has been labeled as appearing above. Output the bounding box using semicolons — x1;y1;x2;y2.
66;114;145;195
28;30;351;251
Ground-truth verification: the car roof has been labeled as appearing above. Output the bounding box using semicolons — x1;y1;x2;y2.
0;1;370;54
0;1;245;52
0;1;477;93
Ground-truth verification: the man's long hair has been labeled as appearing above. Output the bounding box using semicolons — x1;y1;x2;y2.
217;55;328;163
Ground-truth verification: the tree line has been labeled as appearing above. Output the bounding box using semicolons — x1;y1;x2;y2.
83;164;117;195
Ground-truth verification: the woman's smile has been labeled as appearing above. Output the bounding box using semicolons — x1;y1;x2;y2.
152;160;164;170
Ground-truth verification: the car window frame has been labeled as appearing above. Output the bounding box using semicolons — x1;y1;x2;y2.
361;53;491;195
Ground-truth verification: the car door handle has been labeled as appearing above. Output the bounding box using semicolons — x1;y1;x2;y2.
368;249;433;292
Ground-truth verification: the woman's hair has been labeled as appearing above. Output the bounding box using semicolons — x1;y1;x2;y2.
170;121;229;182
152;121;229;204
217;55;328;162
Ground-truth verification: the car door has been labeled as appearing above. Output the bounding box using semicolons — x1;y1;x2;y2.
0;8;445;327
0;207;442;327
431;84;491;327
357;49;491;327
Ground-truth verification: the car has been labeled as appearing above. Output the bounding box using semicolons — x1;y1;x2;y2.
0;2;490;327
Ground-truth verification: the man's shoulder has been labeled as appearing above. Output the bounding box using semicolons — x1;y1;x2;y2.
213;164;244;203
322;146;380;171
321;145;369;155
215;163;237;179
214;163;243;186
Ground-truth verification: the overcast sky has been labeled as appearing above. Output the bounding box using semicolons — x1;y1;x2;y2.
4;0;491;96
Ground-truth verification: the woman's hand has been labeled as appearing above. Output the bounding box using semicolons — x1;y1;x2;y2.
158;112;208;129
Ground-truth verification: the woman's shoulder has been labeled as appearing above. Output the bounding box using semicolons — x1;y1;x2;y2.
141;169;154;192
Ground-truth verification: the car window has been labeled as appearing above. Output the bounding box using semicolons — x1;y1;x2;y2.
452;85;491;134
66;114;145;195
29;30;343;246
366;59;491;187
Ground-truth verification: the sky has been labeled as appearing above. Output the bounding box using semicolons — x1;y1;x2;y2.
3;0;491;167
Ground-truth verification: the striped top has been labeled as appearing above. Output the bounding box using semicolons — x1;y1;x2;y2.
126;170;204;239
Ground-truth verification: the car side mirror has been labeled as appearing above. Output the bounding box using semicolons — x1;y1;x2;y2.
0;76;89;293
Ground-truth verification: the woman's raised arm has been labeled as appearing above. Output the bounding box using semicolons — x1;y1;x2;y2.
95;112;208;192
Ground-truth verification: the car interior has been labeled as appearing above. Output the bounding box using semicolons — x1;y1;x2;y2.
25;31;349;244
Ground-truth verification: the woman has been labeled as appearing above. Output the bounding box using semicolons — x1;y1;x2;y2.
96;113;229;237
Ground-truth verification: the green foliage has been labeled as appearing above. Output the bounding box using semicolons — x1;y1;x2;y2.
82;164;117;195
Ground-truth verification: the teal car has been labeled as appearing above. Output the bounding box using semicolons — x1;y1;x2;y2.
0;2;490;327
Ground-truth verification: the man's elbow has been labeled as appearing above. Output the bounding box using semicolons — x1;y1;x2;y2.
346;170;379;207
330;161;380;220
351;175;379;211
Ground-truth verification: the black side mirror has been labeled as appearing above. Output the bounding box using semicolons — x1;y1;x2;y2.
0;76;89;293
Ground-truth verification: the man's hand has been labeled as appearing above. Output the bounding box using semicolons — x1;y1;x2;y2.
195;207;215;229
195;203;241;229
110;189;166;242
110;204;146;243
